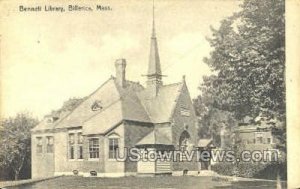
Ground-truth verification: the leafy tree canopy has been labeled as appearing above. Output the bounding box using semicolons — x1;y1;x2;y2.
200;0;285;121
50;97;86;116
0;113;38;180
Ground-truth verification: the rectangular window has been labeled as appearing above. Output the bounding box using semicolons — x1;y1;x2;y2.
78;146;83;159
36;137;43;153
46;136;54;153
77;133;83;159
70;146;75;159
109;138;119;159
69;133;75;159
89;138;99;159
267;138;271;144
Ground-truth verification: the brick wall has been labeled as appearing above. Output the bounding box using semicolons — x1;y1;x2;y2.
104;124;125;175
31;133;55;178
171;83;199;171
124;121;153;173
54;131;105;175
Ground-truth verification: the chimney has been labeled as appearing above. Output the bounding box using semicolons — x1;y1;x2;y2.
115;59;126;87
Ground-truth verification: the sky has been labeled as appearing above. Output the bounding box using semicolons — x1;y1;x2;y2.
0;0;240;119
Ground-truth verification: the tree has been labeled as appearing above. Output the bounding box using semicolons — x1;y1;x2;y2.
201;0;285;121
0;113;38;180
50;97;86;116
194;96;237;147
0;98;84;181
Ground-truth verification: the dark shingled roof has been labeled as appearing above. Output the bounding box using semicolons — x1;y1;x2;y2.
83;80;152;135
137;82;183;123
136;128;172;146
33;77;184;136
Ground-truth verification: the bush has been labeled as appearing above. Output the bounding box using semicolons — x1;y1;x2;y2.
254;161;287;180
212;161;286;180
211;162;235;176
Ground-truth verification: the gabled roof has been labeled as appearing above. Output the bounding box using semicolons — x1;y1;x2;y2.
83;100;123;135
83;81;152;135
33;76;185;134
31;119;55;132
37;77;151;133
54;77;120;129
137;82;183;123
116;81;151;123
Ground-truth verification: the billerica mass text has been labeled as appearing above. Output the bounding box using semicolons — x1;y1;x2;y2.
19;5;112;12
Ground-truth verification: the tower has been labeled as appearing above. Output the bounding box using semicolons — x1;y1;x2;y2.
144;1;164;96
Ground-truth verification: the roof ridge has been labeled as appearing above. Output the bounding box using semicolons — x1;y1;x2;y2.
120;91;151;121
168;82;185;121
126;79;143;85
161;81;183;88
136;91;154;121
112;78;151;122
53;77;115;128
82;78;151;126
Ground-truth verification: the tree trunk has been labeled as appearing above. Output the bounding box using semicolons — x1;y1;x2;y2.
14;155;25;180
14;171;19;180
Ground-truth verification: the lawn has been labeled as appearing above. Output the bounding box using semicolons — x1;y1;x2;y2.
6;176;286;189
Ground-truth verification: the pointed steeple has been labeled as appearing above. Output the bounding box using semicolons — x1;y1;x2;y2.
147;0;162;77
151;0;156;39
145;0;164;96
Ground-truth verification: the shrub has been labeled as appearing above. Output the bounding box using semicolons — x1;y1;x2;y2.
254;161;287;180
211;162;235;176
212;161;286;180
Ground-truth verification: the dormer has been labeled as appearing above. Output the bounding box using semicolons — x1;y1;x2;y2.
91;100;103;111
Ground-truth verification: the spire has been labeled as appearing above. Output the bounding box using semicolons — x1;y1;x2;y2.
147;28;162;76
144;0;164;97
152;0;156;38
147;0;162;78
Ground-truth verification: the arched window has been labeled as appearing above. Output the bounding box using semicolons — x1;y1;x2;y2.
179;131;191;151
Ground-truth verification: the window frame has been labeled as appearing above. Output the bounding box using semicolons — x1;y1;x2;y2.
36;137;43;154
108;137;119;159
77;132;84;159
78;146;84;159
46;136;54;153
89;138;100;159
68;133;75;159
179;131;191;152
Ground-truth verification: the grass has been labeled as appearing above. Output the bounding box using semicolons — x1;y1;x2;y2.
6;175;287;189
